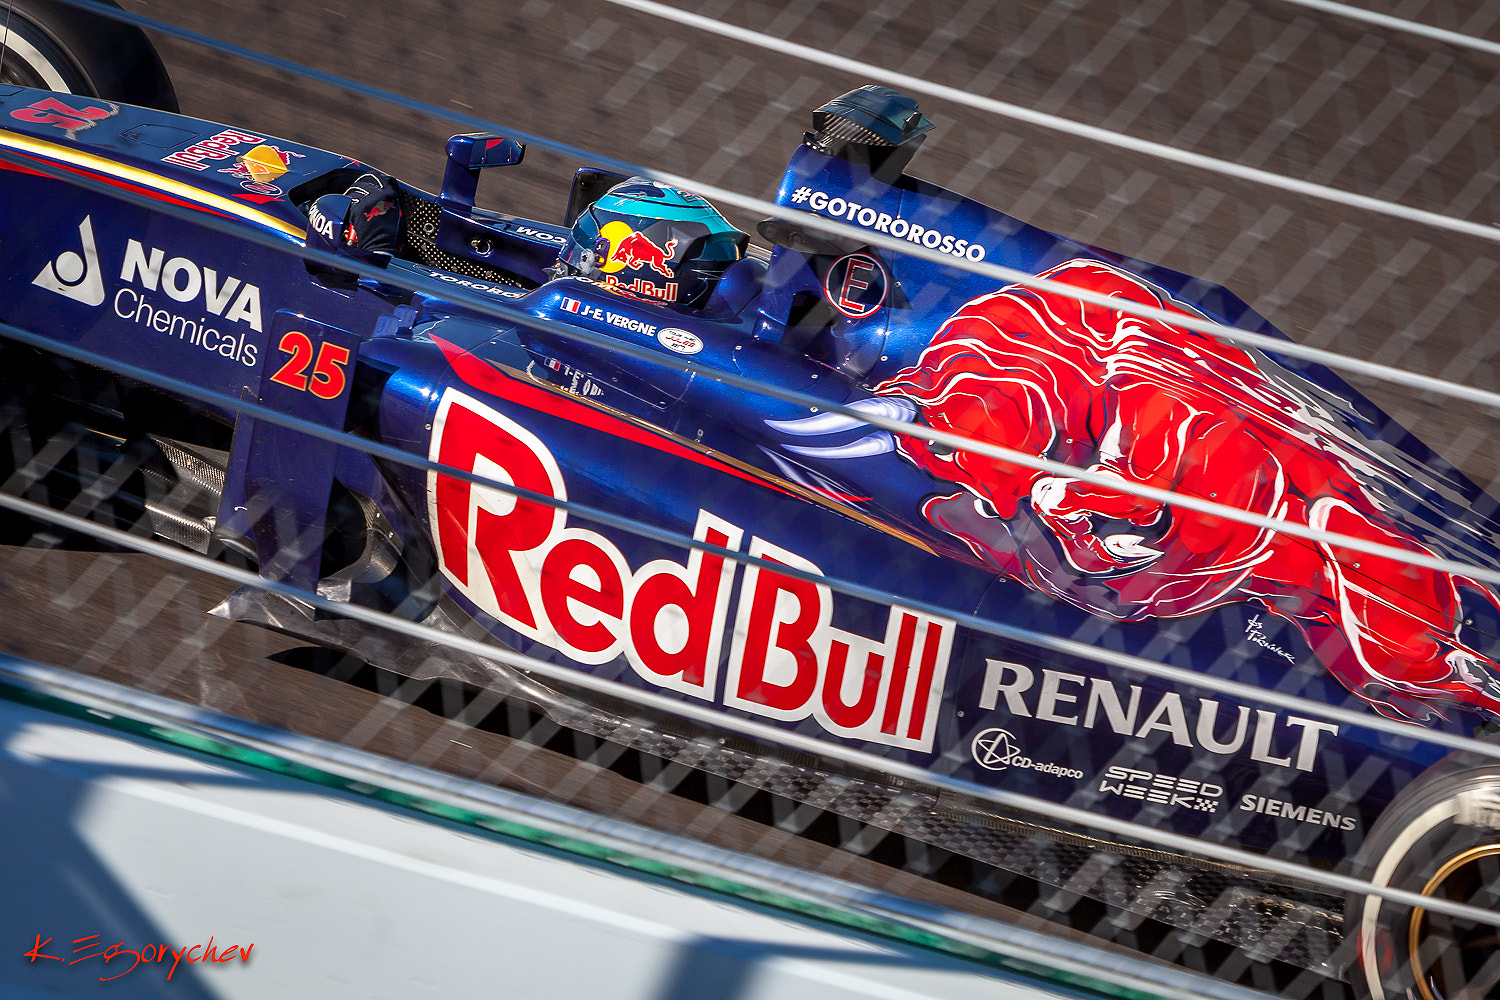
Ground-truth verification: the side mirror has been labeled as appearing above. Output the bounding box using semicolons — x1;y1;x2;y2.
442;133;525;208
756;218;863;256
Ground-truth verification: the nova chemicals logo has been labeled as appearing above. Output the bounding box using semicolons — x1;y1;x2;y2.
34;217;105;306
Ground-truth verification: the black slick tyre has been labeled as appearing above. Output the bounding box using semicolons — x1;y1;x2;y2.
1349;762;1500;1000
0;0;176;110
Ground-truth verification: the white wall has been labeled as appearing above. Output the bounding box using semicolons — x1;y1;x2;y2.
0;695;1068;1000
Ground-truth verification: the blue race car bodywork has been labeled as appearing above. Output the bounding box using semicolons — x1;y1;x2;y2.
0;82;1497;990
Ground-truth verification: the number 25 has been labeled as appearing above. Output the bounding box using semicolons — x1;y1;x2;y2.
270;331;350;399
10;96;110;130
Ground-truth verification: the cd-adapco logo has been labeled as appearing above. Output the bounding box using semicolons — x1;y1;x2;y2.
970;727;1083;778
33;216;105;306
972;727;1021;769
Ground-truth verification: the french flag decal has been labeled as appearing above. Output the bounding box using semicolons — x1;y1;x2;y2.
561;297;581;313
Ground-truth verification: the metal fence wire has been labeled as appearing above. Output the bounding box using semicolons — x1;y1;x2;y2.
5;0;1500;998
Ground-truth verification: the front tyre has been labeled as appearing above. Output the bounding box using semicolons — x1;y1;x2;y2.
1350;763;1500;1000
0;0;176;110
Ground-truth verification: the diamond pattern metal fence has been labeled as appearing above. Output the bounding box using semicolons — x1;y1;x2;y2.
4;0;1500;997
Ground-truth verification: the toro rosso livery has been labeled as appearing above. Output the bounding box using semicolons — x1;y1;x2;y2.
0;81;1495;996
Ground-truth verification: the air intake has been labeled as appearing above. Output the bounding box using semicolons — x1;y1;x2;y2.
804;86;933;179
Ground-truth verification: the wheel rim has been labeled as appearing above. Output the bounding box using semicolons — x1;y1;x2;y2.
1409;844;1500;1000
0;31;61;90
0;11;87;94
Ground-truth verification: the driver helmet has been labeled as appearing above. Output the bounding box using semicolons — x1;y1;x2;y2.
565;177;747;306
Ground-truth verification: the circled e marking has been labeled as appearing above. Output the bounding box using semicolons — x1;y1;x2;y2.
823;252;889;320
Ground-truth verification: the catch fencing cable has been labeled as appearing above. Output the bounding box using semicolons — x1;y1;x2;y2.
2;290;1493;771
1271;0;1500;59
37;0;1500;417
0;218;1495;799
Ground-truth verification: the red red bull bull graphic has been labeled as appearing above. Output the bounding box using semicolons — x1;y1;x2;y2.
217;143;307;197
876;259;1500;724
427;387;953;751
609;230;678;278
593;221;681;301
218;143;303;181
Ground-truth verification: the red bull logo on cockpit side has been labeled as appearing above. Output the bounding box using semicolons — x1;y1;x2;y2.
427;387;954;752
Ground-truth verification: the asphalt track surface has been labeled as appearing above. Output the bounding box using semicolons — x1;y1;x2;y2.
0;542;1089;945
10;0;1500;987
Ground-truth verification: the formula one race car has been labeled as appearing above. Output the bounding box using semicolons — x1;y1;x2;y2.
0;14;1496;997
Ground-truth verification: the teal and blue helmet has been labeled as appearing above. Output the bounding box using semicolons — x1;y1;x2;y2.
566;177;747;306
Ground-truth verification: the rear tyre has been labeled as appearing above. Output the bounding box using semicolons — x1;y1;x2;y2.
1349;763;1500;1000
0;0;176;110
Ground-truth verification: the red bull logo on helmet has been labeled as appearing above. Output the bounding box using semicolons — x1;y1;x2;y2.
597;220;678;279
602;275;679;301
